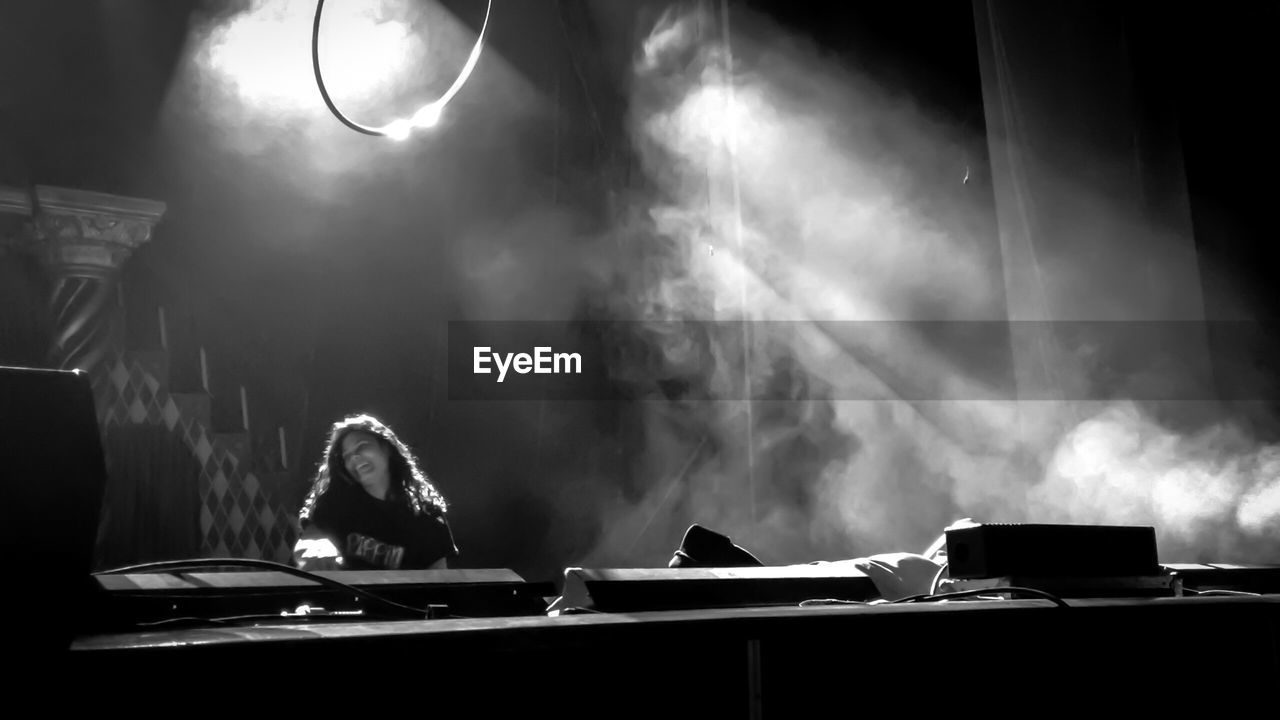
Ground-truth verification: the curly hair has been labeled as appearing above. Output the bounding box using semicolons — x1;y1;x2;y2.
299;414;448;524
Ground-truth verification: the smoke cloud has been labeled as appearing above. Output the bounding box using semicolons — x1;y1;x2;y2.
580;2;1280;567
1032;401;1280;561
154;0;1279;572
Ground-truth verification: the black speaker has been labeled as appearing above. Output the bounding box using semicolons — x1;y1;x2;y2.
945;523;1160;579
0;366;108;654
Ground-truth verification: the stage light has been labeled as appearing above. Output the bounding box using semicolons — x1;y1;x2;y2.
411;101;442;129
312;0;492;140
383;119;412;141
204;0;420;113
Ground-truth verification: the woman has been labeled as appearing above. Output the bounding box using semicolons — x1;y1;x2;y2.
293;414;458;571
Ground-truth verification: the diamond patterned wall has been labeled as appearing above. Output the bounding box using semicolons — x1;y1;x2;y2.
97;351;297;564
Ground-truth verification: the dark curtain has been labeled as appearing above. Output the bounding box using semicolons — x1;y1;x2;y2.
972;1;1280;428
95;423;201;570
972;0;1204;324
971;0;1211;407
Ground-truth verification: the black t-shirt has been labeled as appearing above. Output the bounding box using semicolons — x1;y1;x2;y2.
307;480;459;570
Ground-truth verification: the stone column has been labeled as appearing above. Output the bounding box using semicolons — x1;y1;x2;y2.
0;185;166;378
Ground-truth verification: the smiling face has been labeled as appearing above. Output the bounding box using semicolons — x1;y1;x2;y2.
340;430;392;500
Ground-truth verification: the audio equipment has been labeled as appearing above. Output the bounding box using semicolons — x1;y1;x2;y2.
945;523;1160;579
555;565;878;613
1163;563;1280;595
91;567;556;629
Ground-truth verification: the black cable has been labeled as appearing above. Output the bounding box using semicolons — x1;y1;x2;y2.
891;586;1072;608
929;561;949;595
1182;588;1262;597
798;599;869;607
136;612;367;629
553;0;606;146
95;557;431;620
312;0;382;136
311;0;493;138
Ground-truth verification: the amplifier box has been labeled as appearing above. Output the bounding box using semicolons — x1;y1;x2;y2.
1163;563;1280;595
945;523;1160;580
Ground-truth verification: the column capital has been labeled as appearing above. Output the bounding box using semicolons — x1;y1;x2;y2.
0;184;167;273
1;185;167;375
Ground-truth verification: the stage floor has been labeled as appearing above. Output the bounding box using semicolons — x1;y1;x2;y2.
65;594;1280;714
